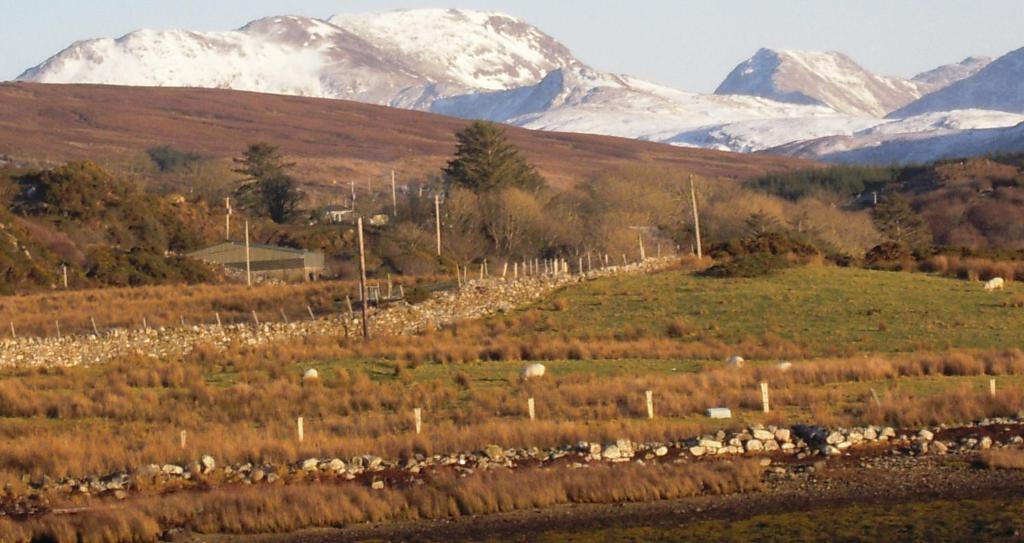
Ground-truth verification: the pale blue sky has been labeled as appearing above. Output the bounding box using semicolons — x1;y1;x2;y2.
4;0;1024;92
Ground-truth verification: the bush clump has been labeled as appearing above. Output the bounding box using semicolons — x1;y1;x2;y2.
702;252;792;278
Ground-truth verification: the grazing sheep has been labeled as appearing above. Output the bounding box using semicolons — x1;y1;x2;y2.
727;355;745;368
302;368;319;382
984;277;1005;292
521;363;546;380
777;362;793;371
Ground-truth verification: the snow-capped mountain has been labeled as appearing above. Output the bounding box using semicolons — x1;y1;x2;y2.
17;10;577;108
714;48;923;117
890;48;1024;118
327;9;577;91
14;9;1024;165
910;56;991;93
18;16;433;104
432;64;856;147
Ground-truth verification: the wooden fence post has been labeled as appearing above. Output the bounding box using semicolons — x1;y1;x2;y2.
215;312;222;327
91;317;99;336
8;322;15;339
990;378;997;398
55;320;61;340
280;309;289;324
180;430;187;449
414;408;422;435
142;317;148;330
760;382;770;413
645;390;654;419
528;397;536;421
870;388;882;407
297;417;304;443
307;305;316;321
251;310;260;327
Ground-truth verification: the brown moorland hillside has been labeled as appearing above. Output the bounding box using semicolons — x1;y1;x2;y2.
0;82;813;191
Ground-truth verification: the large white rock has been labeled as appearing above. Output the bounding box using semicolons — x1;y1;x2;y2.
302;368;319;382
753;429;774;441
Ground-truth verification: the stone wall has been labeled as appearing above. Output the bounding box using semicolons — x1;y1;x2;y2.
0;258;676;368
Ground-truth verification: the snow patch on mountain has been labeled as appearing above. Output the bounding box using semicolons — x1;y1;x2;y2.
772;110;1024;164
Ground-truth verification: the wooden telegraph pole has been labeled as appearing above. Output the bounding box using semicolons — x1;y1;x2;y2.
689;175;703;259
225;197;232;239
434;194;442;256
357;217;370;340
391;170;398;217
244;220;252;287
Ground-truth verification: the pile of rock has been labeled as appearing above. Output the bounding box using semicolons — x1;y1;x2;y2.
24;417;1024;504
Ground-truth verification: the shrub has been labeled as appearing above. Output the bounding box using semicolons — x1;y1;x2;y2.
703;253;791;278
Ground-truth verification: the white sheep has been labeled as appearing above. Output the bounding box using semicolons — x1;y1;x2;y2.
984;277;1005;292
521;363;546;380
302;368;320;382
727;355;745;368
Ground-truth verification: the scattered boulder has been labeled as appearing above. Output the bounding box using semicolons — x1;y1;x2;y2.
200;455;216;474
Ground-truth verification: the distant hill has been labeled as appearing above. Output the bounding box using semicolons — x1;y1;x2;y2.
0;82;812;194
891;48;1024;118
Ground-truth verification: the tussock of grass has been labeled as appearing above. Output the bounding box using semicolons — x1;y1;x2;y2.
980;448;1024;470
0;460;762;542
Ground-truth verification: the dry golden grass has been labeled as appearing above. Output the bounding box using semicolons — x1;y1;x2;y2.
0;275;443;337
979;448;1024;470
0;347;1023;487
0;459;762;543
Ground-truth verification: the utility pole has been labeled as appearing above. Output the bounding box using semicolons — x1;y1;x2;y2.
244;220;252;287
689;175;703;259
225;197;232;239
434;193;442;256
356;217;370;340
390;170;398;217
61;264;68;289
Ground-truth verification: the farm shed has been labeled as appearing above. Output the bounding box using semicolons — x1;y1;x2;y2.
188;241;324;282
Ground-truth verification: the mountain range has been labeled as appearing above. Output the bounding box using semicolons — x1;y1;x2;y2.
14;8;1024;165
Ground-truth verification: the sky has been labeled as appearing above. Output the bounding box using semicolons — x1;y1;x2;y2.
4;0;1024;92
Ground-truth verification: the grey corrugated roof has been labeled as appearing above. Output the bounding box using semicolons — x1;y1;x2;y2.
190;241;309;256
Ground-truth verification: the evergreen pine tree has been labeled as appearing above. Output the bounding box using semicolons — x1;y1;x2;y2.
872;194;931;249
443;121;546;193
233;143;302;224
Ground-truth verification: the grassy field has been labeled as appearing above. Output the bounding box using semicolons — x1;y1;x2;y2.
4;264;1024;541
535;265;1024;356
